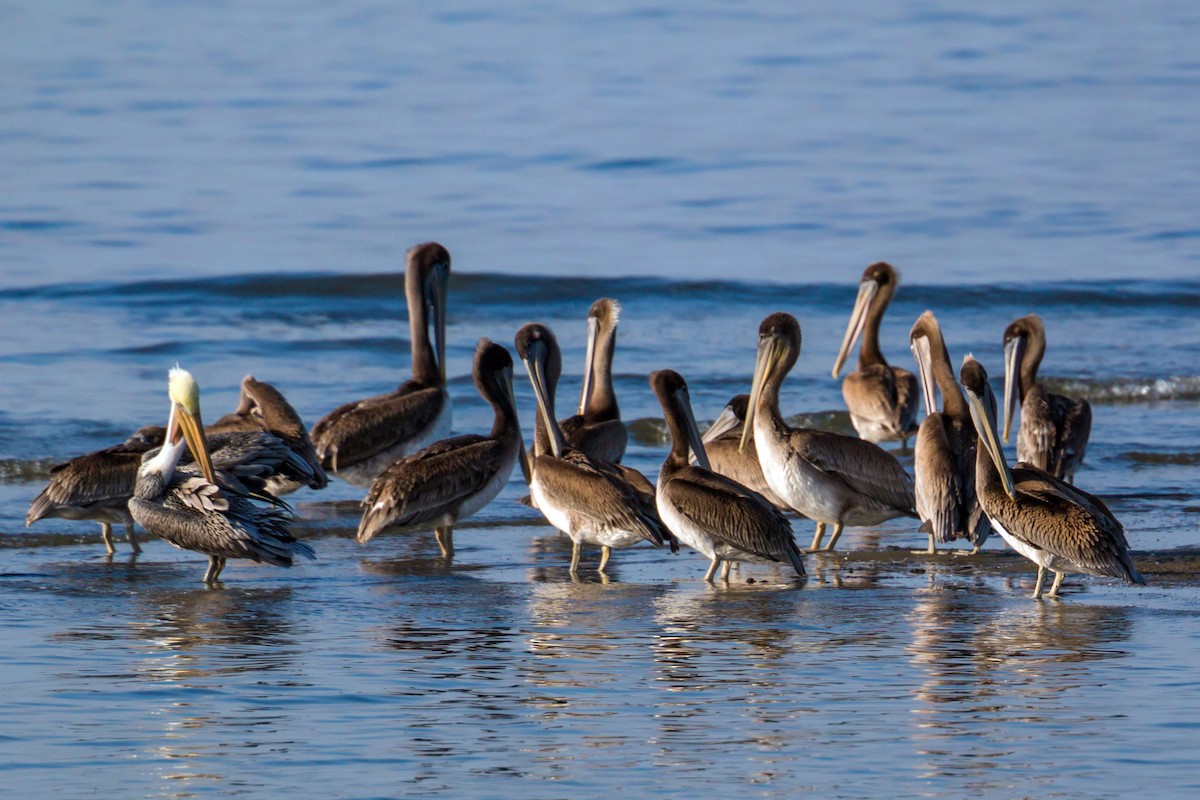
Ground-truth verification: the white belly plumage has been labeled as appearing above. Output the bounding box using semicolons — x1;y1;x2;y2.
334;403;453;488
531;472;644;549
988;517;1064;571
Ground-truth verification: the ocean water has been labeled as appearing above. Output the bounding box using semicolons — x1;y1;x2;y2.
3;1;1200;798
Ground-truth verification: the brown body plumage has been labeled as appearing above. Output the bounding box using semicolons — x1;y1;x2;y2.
311;242;452;487
1002;313;1092;483
833;262;919;448
696;395;789;510
356;340;523;557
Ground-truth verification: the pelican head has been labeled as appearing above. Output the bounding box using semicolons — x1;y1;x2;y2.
406;241;451;383
701;394;749;445
474;338;519;417
1001;313;1045;443
650;369;710;470
515;323;566;457
833;261;896;378
960;356;1016;500
741;312;801;454
580;297;620;415
909;310;943;418
166;366;216;484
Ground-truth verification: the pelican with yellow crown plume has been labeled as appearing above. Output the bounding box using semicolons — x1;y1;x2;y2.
130;367;316;584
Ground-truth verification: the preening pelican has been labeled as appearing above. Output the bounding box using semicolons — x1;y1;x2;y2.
312;242;452;487
832;262;919;448
695;395;789;510
960;356;1143;599
516;323;668;573
130;368;316;584
26;425;165;555
207;375;328;495
1002;313;1092;482
652;370;804;582
743;312;916;552
909;311;990;554
556;298;627;463
356;340;523;557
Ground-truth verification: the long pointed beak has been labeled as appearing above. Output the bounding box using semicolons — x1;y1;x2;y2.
832;280;878;377
911;336;938;418
966;387;1016;500
740;339;773;454
430;272;448;384
679;391;711;470
177;403;216;485
701;404;742;445
578;316;599;415
521;345;565;458
1002;336;1024;443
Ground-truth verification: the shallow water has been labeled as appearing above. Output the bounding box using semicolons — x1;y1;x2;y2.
3;1;1200;797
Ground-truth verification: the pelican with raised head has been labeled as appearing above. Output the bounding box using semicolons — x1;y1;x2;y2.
26;425;165;555
695;395;788;510
130;367;316;584
832;262;919;449
743;312;916;552
356;340;523;557
1002;313;1092;483
909;311;990;554
555;298;627;463
312;242;452;487
960;356;1143;599
207;375;328;495
516;323;668;574
652;370;805;582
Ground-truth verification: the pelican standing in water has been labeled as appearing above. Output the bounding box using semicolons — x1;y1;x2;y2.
743;313;916;552
26;425;165;555
1002;313;1092;482
652;370;805;582
909;311;990;554
960;356;1143;599
695;395;788;510
356;340;523;557
556;298;627;463
130;368;316;584
312;242;452;487
516;323;667;573
206;375;328;495
832;262;919;449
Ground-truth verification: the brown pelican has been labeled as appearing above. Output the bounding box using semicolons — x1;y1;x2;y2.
909;311;990;554
832;262;919;448
556;298;627;463
356;339;523;557
130;368;316;584
516;323;668;573
26;425;165;554
695;395;789;510
206;375;328;495
311;242;452;487
743;312;916;552
960;356;1143;599
651;370;805;582
1002;313;1092;482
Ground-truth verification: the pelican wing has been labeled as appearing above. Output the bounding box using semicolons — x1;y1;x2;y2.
843;367;899;428
913;416;963;543
1053;395;1092;476
357;435;507;542
27;449;142;523
663;467;796;561
312;382;446;470
535;453;664;546
1017;385;1058;472
560;416;628;464
892;367;919;432
796;430;915;514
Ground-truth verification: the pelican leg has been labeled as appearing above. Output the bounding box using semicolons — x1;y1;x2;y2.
822;523;845;552
1048;571;1066;598
911;535;938;555
703;557;720;582
203;556;226;584
721;561;732;581
598;545;611;573
434;526;454;558
953;544;982;558
100;522;116;556
126;521;142;554
1031;566;1047;600
808;522;826;552
569;540;582;574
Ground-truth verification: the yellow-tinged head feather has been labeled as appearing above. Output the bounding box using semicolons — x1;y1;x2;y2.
168;365;201;413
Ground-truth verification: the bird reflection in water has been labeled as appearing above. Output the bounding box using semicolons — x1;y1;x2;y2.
906;586;1133;782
